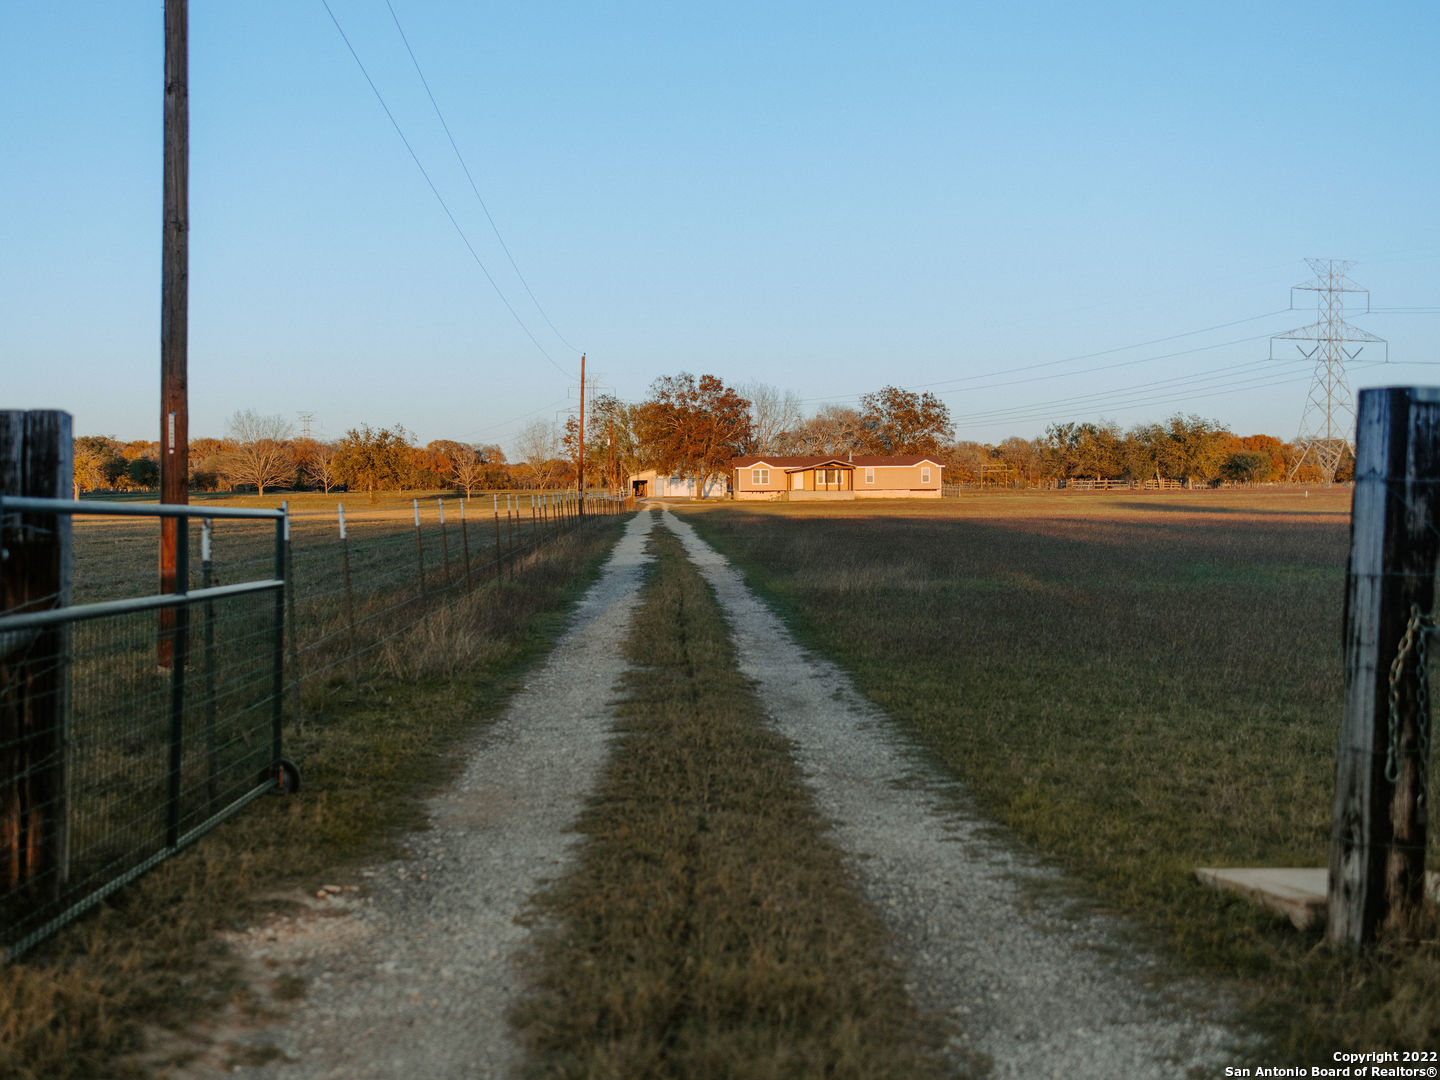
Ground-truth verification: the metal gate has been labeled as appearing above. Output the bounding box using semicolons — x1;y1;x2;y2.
1;496;289;958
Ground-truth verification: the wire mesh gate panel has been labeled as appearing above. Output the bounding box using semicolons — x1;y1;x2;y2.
0;497;287;959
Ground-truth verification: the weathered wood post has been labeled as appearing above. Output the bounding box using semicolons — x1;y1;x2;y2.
1329;386;1440;949
0;410;72;896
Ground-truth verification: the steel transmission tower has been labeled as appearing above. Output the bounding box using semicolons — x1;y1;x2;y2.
1271;258;1387;484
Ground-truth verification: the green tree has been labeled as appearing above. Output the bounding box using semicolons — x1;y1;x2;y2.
124;457;159;490
633;373;752;498
72;435;125;494
335;424;413;503
1220;449;1274;484
857;386;953;455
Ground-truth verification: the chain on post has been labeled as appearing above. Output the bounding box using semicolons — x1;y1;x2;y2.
1387;604;1435;806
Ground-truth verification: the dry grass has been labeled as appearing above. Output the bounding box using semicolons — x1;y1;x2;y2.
510;521;953;1080
677;489;1440;1057
0;513;632;1080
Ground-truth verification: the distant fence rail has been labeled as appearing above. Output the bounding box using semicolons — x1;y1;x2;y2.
0;496;287;959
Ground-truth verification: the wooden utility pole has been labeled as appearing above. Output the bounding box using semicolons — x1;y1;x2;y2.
577;353;585;518
159;0;189;663
1329;386;1440;949
0;411;73;896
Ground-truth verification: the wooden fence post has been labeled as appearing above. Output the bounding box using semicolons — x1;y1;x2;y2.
0;410;72;897
1329;386;1440;948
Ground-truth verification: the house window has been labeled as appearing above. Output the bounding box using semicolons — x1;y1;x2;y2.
921;466;931;484
751;468;769;485
866;468;875;485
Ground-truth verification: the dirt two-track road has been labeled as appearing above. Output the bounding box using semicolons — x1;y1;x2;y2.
164;508;1239;1080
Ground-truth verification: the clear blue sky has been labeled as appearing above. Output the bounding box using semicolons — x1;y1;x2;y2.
3;1;1437;457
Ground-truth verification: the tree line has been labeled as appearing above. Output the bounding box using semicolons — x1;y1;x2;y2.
72;411;513;501
72;382;1346;500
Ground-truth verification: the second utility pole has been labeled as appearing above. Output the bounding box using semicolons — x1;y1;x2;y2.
577;353;585;519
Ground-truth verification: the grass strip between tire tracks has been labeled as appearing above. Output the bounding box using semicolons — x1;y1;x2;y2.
0;515;632;1080
510;520;953;1080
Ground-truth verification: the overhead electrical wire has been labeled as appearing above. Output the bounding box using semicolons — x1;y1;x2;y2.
948;360;1315;427
318;0;576;381
955;370;1323;434
384;0;582;358
799;308;1292;407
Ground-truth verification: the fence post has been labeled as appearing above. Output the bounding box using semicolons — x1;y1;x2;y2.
338;504;360;697
0;410;72;895
413;498;426;597
438;497;451;589
1329;386;1440;949
493;510;502;587
282;501;301;736
165;513;190;848
459;498;472;595
201;517;218;816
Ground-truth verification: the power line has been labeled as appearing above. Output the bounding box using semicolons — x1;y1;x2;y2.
384;0;582;357
946;357;1313;426
799;308;1292;406
954;365;1365;435
317;0;576;381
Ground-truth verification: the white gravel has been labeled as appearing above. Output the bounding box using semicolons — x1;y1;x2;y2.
161;507;1248;1079
662;509;1245;1079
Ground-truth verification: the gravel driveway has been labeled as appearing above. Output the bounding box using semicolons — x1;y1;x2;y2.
165;508;1243;1078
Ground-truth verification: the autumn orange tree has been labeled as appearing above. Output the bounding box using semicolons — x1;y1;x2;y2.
633;373;752;498
858;385;953;454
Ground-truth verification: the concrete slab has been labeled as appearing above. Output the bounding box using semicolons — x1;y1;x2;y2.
1195;867;1440;931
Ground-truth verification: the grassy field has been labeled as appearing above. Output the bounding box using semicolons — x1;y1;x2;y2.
1;509;632;1080
676;489;1440;1058
512;521;953;1079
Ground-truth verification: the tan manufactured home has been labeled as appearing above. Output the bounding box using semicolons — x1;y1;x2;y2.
731;455;943;500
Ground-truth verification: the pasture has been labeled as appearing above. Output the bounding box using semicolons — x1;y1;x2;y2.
677;489;1440;1054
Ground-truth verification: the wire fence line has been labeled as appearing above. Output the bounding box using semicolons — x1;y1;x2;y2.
1;497;287;960
1;489;629;958
269;491;626;726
